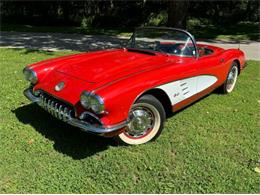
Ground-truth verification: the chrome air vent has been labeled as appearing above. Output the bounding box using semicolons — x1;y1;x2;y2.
38;92;75;122
179;81;190;97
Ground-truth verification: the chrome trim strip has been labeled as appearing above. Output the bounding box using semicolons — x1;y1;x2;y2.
23;88;129;134
23;88;40;103
79;111;104;126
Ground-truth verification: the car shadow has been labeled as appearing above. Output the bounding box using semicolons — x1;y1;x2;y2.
12;103;115;160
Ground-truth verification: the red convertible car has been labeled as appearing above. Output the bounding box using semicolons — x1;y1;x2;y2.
23;27;246;145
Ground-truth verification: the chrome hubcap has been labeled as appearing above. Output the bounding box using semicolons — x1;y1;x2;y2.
226;66;238;92
126;103;156;137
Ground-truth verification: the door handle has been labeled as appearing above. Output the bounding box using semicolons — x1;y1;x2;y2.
220;58;225;63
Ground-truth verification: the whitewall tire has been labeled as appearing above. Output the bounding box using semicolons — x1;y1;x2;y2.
115;95;166;145
221;62;239;94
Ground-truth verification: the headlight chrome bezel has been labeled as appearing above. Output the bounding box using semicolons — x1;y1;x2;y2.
23;68;38;84
80;91;105;114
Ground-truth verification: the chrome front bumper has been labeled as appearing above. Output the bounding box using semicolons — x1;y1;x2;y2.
23;88;128;135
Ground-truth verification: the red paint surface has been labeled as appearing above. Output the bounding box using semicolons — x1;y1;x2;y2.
27;44;245;128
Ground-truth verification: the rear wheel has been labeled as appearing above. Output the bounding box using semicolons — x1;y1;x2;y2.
221;62;239;94
115;95;166;145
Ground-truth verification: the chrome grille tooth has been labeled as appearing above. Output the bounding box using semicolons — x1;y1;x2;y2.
66;109;70;120
45;98;48;111
58;105;63;120
49;100;53;114
65;109;70;120
42;96;45;108
43;97;46;109
51;101;55;116
66;109;70;119
47;99;51;113
39;95;42;106
47;99;52;115
39;94;44;106
37;92;73;122
44;97;48;110
48;99;51;114
68;110;72;119
63;107;68;122
66;109;71;120
50;100;54;116
53;102;56;117
54;103;59;118
60;105;64;121
46;98;49;110
51;101;54;116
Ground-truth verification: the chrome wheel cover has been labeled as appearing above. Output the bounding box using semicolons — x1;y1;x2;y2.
226;65;238;93
125;103;160;138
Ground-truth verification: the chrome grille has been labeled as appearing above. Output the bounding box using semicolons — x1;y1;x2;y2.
39;92;74;122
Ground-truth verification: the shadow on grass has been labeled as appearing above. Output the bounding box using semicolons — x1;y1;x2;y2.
12;104;115;159
10;48;55;55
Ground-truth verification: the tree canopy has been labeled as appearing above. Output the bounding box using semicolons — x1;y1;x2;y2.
1;0;259;29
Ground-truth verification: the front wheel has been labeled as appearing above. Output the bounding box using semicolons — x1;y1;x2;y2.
115;95;166;145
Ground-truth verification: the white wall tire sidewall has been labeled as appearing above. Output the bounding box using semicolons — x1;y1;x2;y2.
226;65;238;93
118;103;161;145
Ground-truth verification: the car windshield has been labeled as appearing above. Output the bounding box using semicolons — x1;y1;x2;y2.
127;28;197;57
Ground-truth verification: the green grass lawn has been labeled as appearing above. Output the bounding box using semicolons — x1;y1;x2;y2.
189;22;260;42
0;48;259;193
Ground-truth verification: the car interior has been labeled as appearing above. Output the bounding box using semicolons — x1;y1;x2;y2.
155;41;214;57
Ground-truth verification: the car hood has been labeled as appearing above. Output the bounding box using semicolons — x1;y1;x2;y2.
54;49;168;83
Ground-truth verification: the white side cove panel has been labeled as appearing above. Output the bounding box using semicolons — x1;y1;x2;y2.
197;75;218;92
156;75;218;106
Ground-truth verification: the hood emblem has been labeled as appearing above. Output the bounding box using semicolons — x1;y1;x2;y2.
55;82;65;91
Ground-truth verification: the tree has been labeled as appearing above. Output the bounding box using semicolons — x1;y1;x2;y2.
167;0;189;29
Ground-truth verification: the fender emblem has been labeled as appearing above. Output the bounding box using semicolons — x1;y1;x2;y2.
173;93;179;97
55;82;65;91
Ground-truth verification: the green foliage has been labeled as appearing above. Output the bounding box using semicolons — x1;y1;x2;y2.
91;15;123;28
146;11;168;26
1;0;259;28
81;17;94;28
0;48;259;193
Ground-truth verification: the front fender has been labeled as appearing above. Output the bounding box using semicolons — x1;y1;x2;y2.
96;67;175;126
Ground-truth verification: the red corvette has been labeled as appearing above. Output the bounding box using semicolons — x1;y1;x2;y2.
23;27;246;145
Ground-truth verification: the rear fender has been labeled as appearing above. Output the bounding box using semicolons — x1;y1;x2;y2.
221;49;246;73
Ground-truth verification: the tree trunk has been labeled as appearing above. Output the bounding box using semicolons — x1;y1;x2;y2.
167;0;189;29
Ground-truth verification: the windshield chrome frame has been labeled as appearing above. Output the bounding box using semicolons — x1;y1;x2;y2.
128;27;199;59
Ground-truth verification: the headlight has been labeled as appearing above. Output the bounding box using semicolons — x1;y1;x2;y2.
23;68;38;84
80;91;105;114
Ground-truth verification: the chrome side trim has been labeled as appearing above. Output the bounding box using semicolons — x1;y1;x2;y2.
23;88;128;135
68;118;129;134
